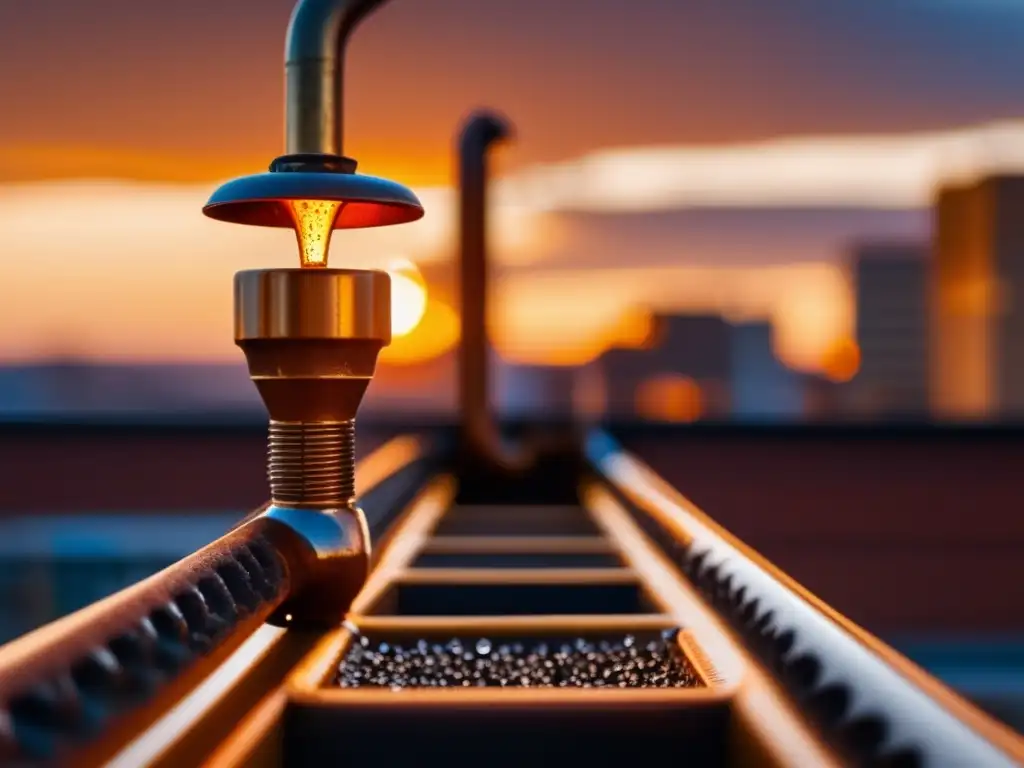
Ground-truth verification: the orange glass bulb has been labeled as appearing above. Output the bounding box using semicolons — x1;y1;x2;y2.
288;199;342;268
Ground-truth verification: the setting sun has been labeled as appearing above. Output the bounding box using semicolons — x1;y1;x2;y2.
387;258;428;337
379;297;460;366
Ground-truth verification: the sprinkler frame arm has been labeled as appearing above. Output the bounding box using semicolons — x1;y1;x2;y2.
285;0;390;156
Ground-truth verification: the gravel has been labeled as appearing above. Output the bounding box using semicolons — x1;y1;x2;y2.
335;627;700;690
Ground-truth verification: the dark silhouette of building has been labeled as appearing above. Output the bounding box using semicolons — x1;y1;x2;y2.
730;321;806;420
589;313;733;421
497;364;577;418
848;241;930;418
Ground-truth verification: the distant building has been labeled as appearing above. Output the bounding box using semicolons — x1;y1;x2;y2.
497;363;577;418
730;322;805;421
0;361;259;415
589;314;845;422
590;313;733;421
931;176;1024;420
373;354;580;419
802;374;845;421
848;241;930;418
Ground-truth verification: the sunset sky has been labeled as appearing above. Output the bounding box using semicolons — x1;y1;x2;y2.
2;0;1024;371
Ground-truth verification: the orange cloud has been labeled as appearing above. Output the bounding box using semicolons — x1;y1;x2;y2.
0;144;257;184
0;177;853;372
0;143;451;188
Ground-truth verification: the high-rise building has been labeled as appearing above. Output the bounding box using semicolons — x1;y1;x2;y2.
931;175;1024;420
848;241;930;418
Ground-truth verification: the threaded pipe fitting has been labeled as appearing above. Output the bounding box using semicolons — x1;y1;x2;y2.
268;420;356;507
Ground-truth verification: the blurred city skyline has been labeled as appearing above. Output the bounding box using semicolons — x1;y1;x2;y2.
7;120;1024;371
4;0;1024;420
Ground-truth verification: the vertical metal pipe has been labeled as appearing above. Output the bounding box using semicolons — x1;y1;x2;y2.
458;111;520;469
285;0;390;156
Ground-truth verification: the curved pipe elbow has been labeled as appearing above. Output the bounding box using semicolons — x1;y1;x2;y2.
285;0;386;63
458;111;514;156
285;0;390;156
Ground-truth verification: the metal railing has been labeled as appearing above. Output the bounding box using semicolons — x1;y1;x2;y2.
586;429;1024;767
0;435;437;766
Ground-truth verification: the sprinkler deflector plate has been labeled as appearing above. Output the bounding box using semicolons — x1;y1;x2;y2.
203;154;423;229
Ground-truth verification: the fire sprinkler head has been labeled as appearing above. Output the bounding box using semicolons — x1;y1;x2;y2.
198;0;421;627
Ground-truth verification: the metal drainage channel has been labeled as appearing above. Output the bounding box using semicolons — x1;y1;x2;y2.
277;475;765;768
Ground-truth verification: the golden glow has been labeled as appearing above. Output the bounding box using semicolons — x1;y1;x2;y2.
387;258;428;337
379;297;459;366
288;199;341;268
772;267;853;372
635;374;704;422
0;183;853;371
347;146;454;188
615;307;656;348
821;336;861;383
492;264;850;370
0;144;275;184
492;295;661;367
354;435;425;492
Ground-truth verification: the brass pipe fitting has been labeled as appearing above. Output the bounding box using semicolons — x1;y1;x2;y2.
235;268;391;626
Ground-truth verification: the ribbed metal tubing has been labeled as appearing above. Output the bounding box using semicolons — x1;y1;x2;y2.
268;420;355;506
